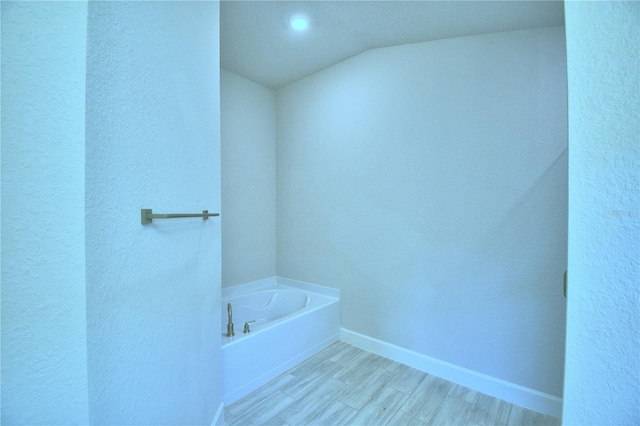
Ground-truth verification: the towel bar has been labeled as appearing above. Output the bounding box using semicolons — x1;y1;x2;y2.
141;208;219;225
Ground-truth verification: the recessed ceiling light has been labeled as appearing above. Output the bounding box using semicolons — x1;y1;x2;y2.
290;15;309;31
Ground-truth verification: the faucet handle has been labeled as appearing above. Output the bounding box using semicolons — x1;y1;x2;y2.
243;320;256;333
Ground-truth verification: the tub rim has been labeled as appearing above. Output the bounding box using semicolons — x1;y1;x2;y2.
221;279;338;348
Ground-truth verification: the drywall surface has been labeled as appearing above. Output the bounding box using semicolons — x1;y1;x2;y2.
277;27;568;397
85;2;222;424
563;2;640;424
1;2;90;424
221;70;277;287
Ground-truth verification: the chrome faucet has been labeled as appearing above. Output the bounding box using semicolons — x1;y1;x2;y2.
226;303;234;337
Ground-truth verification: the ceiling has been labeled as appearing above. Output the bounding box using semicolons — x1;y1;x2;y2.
220;1;565;90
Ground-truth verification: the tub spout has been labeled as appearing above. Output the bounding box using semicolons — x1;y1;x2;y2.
226;303;234;337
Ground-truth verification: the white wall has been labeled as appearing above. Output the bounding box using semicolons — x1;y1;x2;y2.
1;3;90;423
84;2;222;424
277;27;567;397
221;70;277;287
563;2;640;424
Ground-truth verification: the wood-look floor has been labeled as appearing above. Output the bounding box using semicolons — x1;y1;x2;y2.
224;341;561;426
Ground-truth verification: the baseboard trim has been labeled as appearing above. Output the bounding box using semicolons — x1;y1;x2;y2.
340;328;562;418
211;401;225;426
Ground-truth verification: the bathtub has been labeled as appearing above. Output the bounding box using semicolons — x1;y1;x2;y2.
221;277;340;405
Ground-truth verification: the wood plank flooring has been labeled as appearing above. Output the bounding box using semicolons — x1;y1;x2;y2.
224;341;561;426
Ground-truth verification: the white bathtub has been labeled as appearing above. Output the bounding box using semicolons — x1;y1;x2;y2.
221;277;340;405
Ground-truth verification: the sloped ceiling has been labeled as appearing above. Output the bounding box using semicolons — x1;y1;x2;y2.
220;0;565;89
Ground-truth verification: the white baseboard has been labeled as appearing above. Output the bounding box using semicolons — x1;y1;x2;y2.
211;401;225;426
340;328;562;418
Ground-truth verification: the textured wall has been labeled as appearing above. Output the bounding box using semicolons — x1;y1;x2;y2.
277;27;567;397
1;2;90;423
85;2;222;424
563;2;640;424
221;70;277;287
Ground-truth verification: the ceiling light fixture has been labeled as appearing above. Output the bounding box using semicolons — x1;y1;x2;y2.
289;15;309;31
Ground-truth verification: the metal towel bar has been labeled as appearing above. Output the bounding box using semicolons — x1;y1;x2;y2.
141;208;219;225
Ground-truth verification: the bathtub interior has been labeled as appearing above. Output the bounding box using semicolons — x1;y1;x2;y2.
222;288;311;335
